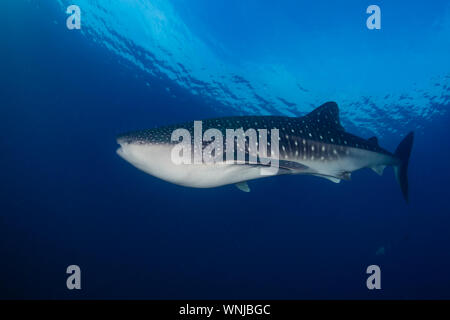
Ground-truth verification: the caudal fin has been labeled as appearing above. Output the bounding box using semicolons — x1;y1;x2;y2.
394;132;414;203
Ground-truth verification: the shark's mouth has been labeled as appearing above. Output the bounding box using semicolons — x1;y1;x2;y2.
116;145;125;159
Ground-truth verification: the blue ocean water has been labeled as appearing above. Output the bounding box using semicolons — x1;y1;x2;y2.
1;0;449;299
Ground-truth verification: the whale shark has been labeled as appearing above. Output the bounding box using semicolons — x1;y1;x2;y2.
117;102;414;202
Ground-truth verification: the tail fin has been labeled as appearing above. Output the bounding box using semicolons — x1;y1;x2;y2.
394;132;414;203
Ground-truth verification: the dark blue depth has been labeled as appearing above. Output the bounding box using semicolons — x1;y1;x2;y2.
1;1;450;299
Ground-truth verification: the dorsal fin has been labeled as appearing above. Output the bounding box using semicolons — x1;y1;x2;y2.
303;101;344;131
368;136;379;146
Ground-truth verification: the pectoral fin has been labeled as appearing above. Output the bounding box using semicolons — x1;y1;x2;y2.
311;174;341;183
278;160;310;171
251;158;309;172
235;181;250;192
371;165;386;176
323;176;341;183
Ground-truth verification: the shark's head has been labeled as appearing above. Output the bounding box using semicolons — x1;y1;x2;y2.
116;128;210;187
116;130;174;177
115;126;272;188
116;131;146;163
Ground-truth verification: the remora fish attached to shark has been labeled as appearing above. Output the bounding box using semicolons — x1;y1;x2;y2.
117;102;414;201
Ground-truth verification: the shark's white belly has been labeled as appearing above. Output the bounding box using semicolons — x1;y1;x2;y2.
117;143;398;188
117;143;267;188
